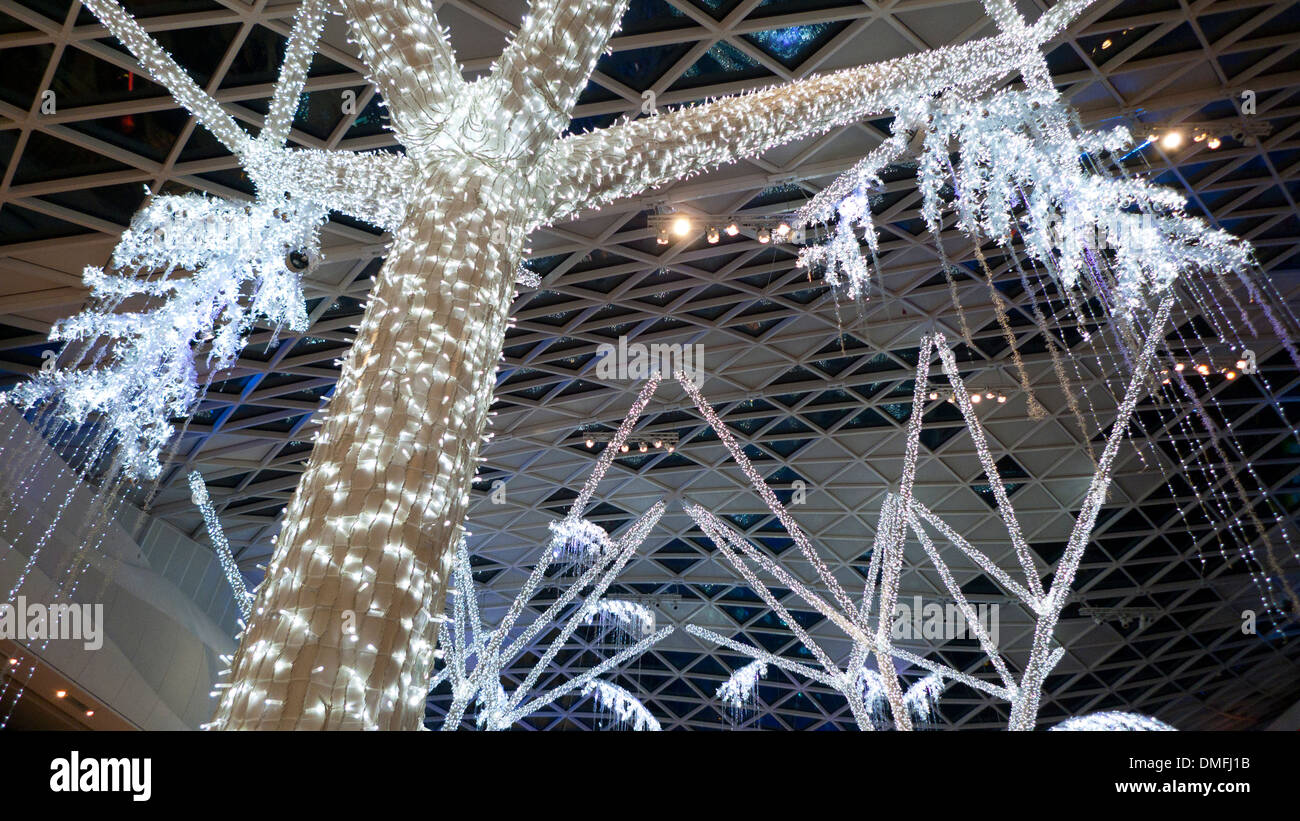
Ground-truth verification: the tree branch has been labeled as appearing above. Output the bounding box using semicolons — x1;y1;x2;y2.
338;0;464;140
530;0;1100;228
492;0;631;151
245;147;415;232
80;0;251;155
264;0;332;147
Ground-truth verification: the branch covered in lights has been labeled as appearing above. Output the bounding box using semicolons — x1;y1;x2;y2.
188;471;254;622
679;301;1180;729
430;380;671;730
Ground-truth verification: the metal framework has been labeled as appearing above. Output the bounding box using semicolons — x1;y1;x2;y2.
0;0;1298;730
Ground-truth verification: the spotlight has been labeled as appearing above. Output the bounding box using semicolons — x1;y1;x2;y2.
656;224;669;245
929;391;939;400
776;222;791;237
653;439;662;448
757;227;771;244
997;394;1007;403
639;442;648;453
1174;362;1185;372
706;226;720;244
1235;359;1247;370
1101;38;1112;49
724;222;740;236
620;444;629;453
970;393;981;404
671;215;692;237
56;690;67;699
1225;370;1237;380
585;437;594;448
85;710;94;717
1207;136;1221;150
1194;132;1207;143
1161;130;1184;150
7;658;17;666
1196;363;1210;375
667;445;675;453
985;392;995;400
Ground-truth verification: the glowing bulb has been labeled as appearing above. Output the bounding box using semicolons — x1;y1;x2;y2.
656;224;670;244
671;216;691;237
1174;362;1185;372
620;444;629;453
776;222;791;237
1101;38;1112;49
928;391;939;400
585;438;594;448
1161;130;1184;150
1207;136;1221;149
56;690;67;699
706;226;720;243
667;445;675;453
1193;132;1206;143
1235;359;1247;370
1225;370;1237;380
1196;363;1209;375
970;393;981;403
725;222;740;236
6;658;16;666
985;391;994;400
757;228;771;243
997;394;1007;403
85;710;94;717
653;439;662;448
639;442;648;453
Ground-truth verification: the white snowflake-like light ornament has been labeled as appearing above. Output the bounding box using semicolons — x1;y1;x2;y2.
678;296;1180;730
429;379;670;731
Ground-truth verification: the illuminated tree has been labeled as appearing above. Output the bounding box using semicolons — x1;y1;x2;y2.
61;0;1102;729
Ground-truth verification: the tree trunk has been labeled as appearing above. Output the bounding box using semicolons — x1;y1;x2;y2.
215;168;522;730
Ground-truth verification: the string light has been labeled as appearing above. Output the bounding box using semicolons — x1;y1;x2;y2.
47;0;1129;730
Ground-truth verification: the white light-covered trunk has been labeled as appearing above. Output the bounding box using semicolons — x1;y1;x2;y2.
215;171;524;729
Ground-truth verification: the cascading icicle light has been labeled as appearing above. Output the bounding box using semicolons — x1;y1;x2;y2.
9;194;323;480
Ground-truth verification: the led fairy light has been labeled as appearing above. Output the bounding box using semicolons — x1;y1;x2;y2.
428;386;670;730
45;0;1119;730
682;305;1178;730
189;472;254;621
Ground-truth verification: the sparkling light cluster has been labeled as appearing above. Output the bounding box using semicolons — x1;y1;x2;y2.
796;88;1252;312
188;471;254;622
1050;711;1177;731
9;193;323;479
